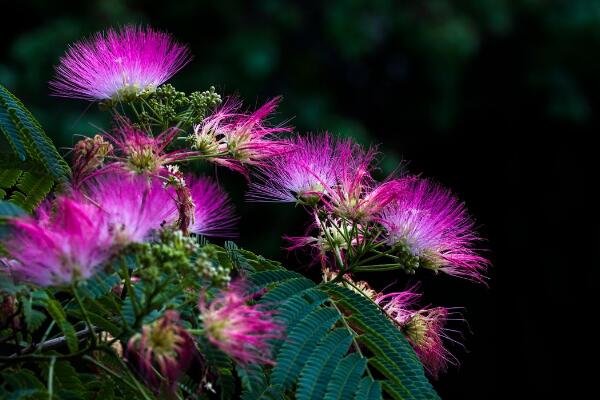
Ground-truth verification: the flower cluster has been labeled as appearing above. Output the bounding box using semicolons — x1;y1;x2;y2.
0;23;490;397
248;133;489;283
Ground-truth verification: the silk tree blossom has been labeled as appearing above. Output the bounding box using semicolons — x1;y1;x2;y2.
82;173;178;244
187;176;238;237
247;133;342;204
199;281;281;365
50;25;190;101
71;135;113;188
190;97;292;175
376;288;458;378
1;197;113;287
127;310;195;391
102;117;199;175
316;142;406;221
378;178;488;282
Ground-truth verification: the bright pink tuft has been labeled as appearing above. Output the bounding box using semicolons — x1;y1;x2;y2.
192;97;292;174
378;178;488;282
376;287;457;378
187;176;238;237
81;172;178;244
247;133;342;203
2;197;113;287
50;25;190;101
100;116;199;176
199;280;281;365
318;142;404;221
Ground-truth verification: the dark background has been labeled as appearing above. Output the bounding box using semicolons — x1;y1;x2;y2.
1;1;595;398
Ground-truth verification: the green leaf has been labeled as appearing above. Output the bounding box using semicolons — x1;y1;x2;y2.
353;377;382;400
271;307;340;391
0;84;70;182
323;353;367;400
9;172;54;213
296;328;353;400
0;199;26;218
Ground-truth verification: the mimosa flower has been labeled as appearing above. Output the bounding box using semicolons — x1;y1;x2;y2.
378;178;488;282
50;25;190;101
199;281;281;365
1;197;113;287
127;310;195;391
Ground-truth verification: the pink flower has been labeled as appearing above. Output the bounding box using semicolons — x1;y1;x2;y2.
127;310;195;391
187;176;238;237
1;197;113;287
199;281;281;365
50;25;190;101
315;141;405;221
378;178;488;282
102;117;198;175
191;97;292;175
376;288;457;378
81;172;178;244
247;133;342;204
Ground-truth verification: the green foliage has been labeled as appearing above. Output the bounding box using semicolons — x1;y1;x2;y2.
240;255;440;400
0;84;70;212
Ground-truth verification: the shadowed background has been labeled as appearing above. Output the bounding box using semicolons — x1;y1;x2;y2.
1;1;595;398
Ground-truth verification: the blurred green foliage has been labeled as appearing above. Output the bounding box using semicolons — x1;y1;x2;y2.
2;0;600;150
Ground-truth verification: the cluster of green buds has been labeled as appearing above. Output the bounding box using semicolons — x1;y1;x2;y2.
193;245;232;287
138;84;221;129
134;230;199;282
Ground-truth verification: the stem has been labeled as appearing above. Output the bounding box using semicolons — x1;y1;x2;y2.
328;300;374;379
99;347;156;400
73;285;97;346
353;264;402;272
121;260;140;317
47;356;56;400
83;354;154;400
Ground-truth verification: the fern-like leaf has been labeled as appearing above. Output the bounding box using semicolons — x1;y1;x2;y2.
0;84;70;182
323;353;367;400
296;328;353;400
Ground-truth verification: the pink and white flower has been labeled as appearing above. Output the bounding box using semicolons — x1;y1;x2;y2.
376;287;458;378
247;133;342;204
187;176;238;237
378;178;488;282
50;25;190;101
192;97;292;175
2;197;113;287
199;281;281;365
81;172;178;244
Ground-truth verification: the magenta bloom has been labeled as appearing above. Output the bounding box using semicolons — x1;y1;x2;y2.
318;142;404;221
50;25;190;101
82;173;178;244
247;133;342;204
102;117;198;175
2;197;113;287
378;178;488;282
192;97;292;175
376;288;456;378
187;176;238;237
127;310;195;391
199;281;281;365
